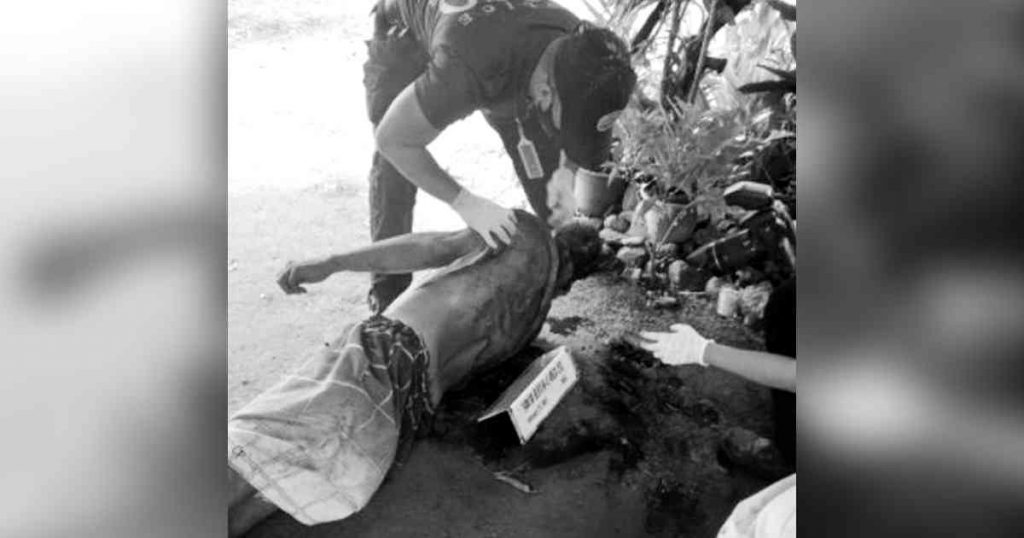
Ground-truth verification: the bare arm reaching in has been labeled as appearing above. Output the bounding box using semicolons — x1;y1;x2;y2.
277;228;485;294
638;324;795;393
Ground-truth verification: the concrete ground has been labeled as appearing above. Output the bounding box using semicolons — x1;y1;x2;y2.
229;2;781;536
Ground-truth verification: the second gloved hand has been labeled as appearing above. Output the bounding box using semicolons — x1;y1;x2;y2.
639;323;713;367
451;188;518;249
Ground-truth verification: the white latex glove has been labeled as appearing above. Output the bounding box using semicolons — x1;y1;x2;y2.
639;323;713;367
546;166;577;228
450;188;518;249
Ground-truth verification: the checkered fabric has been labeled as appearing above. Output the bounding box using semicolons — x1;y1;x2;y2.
228;316;433;525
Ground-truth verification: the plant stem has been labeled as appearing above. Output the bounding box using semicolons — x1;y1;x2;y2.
660;0;683;106
631;0;668;53
687;0;718;103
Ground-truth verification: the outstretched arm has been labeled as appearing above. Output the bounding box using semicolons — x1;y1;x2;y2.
638;324;795;393
277;228;484;294
703;343;796;393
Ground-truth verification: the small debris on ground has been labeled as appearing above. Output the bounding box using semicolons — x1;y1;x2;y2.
651;296;680;310
616;246;649;268
493;471;535;494
738;282;773;324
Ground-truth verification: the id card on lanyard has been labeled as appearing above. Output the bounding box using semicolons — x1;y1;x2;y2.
516;119;545;180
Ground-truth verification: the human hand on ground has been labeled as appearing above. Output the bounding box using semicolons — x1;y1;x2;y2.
450;188;518;249
638;323;713;367
276;260;330;294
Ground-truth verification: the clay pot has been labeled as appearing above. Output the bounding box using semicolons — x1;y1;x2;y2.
620;181;641;212
574;168;626;218
661;205;701;244
643;202;687;244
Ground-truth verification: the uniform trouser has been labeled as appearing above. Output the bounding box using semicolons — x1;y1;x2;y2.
362;15;562;313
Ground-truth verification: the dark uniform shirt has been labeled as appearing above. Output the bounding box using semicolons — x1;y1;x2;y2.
394;0;579;129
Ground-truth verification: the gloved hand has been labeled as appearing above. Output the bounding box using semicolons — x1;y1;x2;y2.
639;323;713;367
450;188;518;249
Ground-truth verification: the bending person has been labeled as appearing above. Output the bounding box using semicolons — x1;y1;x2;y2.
228;211;602;536
364;0;636;312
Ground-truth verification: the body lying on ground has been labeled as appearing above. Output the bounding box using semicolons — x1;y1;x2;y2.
227;211;601;535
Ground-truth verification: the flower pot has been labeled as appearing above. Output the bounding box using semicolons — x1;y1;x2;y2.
643;202;687;244
661;205;701;244
574;168;626;218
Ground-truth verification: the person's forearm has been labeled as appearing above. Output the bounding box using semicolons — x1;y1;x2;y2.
704;343;796;393
378;143;462;204
315;230;479;275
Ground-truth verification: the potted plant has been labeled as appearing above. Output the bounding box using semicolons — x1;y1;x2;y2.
617;99;759;245
574;166;628;218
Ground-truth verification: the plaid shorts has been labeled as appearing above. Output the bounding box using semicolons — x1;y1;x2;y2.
228;316;433;525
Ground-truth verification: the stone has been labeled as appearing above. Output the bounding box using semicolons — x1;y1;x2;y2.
667;261;687;289
652;296;680;309
743;312;760;328
668;260;710;292
623;267;644;283
616;246;649;268
678;239;697;258
604;214;630;233
626;199;654;238
642;203;669;244
621;235;646;247
621;180;640;211
599;228;628;246
574;216;604;230
600;243;623;273
643;202;690;244
736;267;767;286
661;206;701;244
654;243;680;260
693;225;723;246
738;282;773;322
719;426;786;475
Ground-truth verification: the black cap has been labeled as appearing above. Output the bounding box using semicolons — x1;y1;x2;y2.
553;23;636;170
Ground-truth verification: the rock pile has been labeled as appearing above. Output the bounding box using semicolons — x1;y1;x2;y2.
582;181;783;326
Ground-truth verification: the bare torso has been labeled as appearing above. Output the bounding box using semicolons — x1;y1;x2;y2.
384;212;560;403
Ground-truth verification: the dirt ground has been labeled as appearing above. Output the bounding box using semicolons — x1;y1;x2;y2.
229;2;782;536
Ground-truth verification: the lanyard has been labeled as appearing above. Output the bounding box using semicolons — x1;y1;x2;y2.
513;93;545;180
